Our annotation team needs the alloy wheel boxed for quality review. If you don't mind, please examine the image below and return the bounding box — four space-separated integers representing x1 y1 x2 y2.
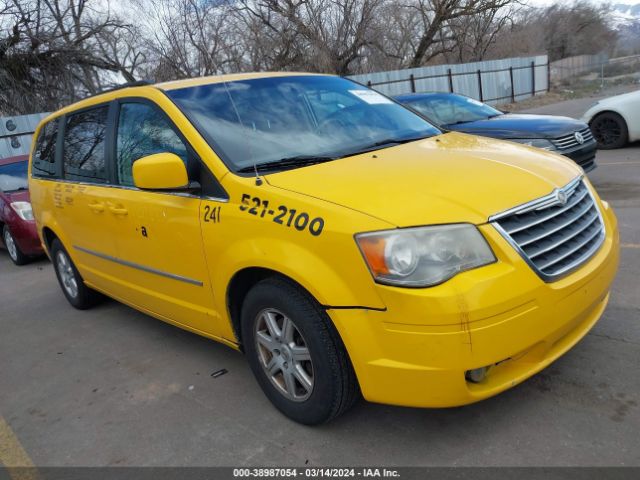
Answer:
592 117 622 147
56 251 79 299
4 229 18 262
254 308 314 402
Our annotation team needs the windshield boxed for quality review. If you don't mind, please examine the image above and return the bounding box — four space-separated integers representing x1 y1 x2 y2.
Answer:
404 94 502 126
167 75 440 172
0 160 28 192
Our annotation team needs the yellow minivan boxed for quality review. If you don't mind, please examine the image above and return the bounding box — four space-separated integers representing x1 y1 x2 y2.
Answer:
29 73 619 424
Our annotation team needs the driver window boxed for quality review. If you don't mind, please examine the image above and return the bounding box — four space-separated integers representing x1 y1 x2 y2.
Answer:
116 102 188 186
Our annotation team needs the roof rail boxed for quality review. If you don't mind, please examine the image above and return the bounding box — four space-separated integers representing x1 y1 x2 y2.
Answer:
84 80 154 100
99 80 154 94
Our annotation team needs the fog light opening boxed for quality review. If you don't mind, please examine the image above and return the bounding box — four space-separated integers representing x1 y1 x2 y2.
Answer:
465 367 488 384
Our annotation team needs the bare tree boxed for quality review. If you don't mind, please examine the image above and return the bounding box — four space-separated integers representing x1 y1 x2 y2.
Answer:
402 0 515 68
448 3 518 62
236 0 385 75
0 0 141 114
486 0 617 61
541 1 616 61
134 0 250 81
2 0 615 116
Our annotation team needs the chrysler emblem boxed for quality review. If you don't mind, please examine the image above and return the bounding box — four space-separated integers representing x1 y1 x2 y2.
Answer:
574 131 585 144
555 189 568 206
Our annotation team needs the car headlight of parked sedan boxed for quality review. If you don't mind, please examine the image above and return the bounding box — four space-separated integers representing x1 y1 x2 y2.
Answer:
509 138 555 150
356 224 496 287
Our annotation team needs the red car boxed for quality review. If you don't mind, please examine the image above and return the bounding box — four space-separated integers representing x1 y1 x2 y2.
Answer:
0 155 44 265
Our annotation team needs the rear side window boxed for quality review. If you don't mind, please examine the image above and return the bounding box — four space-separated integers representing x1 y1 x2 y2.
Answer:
63 106 109 183
32 119 59 178
116 102 188 186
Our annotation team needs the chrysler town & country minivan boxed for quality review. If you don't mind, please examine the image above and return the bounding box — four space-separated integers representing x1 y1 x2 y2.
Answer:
29 73 619 424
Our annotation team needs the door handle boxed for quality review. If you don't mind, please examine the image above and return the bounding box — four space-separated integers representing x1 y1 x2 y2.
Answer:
108 204 128 216
88 202 105 213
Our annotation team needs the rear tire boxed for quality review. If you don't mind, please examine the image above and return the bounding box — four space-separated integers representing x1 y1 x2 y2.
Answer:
50 239 102 309
241 277 360 425
3 226 29 266
590 112 628 149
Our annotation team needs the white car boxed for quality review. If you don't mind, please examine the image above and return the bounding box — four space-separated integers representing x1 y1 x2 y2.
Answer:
581 89 640 149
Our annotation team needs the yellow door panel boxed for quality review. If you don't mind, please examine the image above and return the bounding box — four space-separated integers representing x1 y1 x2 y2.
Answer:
49 183 121 290
105 189 219 334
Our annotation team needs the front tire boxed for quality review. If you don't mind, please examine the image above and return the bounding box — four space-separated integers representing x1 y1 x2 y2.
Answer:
590 112 628 149
241 277 359 425
3 226 29 266
50 239 102 309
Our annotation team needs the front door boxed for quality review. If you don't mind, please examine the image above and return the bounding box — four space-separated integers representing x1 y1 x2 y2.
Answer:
104 100 218 334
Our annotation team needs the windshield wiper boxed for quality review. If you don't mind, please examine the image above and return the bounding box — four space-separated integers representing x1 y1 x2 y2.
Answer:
237 155 337 173
237 135 433 173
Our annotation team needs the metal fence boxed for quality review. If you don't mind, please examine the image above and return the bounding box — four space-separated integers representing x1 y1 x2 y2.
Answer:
550 53 609 81
348 55 549 105
550 54 640 85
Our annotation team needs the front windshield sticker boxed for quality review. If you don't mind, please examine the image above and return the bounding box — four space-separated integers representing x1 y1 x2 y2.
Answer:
348 90 393 105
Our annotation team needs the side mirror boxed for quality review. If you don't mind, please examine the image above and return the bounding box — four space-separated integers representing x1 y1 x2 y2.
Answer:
132 153 189 190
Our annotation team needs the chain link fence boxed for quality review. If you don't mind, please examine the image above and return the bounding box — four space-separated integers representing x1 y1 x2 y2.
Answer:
551 54 640 89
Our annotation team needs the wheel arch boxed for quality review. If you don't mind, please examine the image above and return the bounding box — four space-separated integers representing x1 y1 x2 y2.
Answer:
41 226 59 253
589 109 631 147
37 212 71 259
589 109 630 130
226 267 325 348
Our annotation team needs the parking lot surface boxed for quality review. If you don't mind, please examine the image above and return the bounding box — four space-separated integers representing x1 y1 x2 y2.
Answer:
1 103 639 467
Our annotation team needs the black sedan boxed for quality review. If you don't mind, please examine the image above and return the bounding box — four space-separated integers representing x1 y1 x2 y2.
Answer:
395 92 597 172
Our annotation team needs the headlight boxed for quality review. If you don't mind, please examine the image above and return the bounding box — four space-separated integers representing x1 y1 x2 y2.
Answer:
509 138 555 150
355 224 496 287
10 201 34 221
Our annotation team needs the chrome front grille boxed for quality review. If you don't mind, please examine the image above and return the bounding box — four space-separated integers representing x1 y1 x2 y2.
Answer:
552 127 594 150
491 177 605 281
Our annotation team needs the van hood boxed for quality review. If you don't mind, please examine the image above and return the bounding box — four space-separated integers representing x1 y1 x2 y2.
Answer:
265 132 581 227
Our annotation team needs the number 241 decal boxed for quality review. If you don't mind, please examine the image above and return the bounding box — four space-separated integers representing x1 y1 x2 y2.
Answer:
203 205 221 223
239 194 324 237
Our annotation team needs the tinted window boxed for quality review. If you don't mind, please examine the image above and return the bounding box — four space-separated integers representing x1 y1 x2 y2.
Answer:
404 94 502 126
63 107 109 182
167 76 440 172
0 160 28 192
116 102 188 186
32 119 59 178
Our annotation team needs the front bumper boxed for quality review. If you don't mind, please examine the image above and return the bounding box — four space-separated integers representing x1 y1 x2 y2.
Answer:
560 140 597 172
328 202 619 408
9 219 44 256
